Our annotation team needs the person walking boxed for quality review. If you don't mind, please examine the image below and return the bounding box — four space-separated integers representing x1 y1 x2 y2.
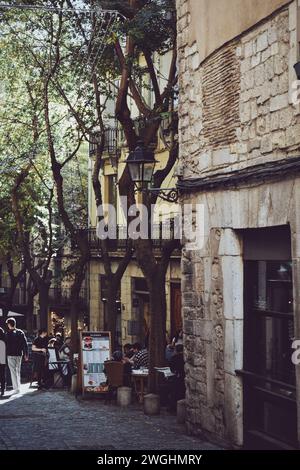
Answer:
6 318 28 395
0 327 6 397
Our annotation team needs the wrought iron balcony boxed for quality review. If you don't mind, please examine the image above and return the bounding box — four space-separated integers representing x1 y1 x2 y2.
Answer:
88 112 176 160
86 226 128 251
133 116 158 146
89 127 119 157
117 117 159 148
0 286 27 306
81 219 181 253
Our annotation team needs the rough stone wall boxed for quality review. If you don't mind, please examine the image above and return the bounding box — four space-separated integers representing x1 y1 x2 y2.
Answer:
182 228 229 443
177 0 300 447
181 175 300 446
202 43 240 149
177 0 300 179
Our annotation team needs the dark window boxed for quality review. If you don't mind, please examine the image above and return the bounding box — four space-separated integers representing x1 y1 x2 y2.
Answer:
244 260 295 386
244 259 297 448
107 175 117 208
133 278 148 293
242 226 297 449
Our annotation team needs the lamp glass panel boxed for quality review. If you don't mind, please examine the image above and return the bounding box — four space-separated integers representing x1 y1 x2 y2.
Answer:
143 162 155 183
128 162 141 182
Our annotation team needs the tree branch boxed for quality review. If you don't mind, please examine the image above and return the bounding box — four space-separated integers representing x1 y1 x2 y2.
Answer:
143 49 162 106
161 46 177 103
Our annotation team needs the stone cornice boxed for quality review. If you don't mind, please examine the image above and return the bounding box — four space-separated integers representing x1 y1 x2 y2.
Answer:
177 155 300 194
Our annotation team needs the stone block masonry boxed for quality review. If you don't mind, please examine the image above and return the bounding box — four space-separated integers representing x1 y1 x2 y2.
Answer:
177 0 300 449
177 1 300 180
202 43 240 149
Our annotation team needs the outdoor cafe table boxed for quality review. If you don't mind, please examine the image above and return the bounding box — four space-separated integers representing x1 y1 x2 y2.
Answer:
131 367 175 403
131 369 149 403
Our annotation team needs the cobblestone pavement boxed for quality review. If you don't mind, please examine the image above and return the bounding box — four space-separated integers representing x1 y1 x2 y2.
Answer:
0 383 219 450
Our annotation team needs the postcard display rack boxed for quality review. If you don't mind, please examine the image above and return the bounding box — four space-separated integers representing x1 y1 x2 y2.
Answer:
80 331 111 396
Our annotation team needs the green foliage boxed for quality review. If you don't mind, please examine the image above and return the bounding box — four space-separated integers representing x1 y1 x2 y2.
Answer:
0 4 90 239
121 0 176 54
0 0 176 264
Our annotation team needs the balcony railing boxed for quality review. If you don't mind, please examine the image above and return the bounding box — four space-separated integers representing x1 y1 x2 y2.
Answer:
89 127 119 157
82 220 181 252
89 115 170 158
116 117 161 149
87 226 128 251
0 287 27 305
133 117 158 146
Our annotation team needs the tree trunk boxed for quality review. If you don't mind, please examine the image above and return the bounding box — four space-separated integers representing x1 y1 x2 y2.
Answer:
7 279 17 309
148 268 167 393
106 280 119 353
70 279 82 354
70 293 79 353
38 283 49 330
26 290 35 334
26 280 38 334
70 262 87 354
134 239 170 393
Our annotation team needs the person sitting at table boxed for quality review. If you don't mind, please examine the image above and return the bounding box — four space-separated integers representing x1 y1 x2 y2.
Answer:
172 329 183 347
32 328 48 390
103 350 131 391
129 342 149 369
113 350 132 386
165 333 175 364
123 343 134 359
48 337 60 352
55 332 63 349
59 337 72 387
168 343 185 411
59 336 71 359
111 350 122 362
46 340 58 388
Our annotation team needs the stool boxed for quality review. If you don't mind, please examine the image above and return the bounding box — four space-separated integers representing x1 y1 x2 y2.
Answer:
143 393 160 415
117 386 132 407
177 399 186 424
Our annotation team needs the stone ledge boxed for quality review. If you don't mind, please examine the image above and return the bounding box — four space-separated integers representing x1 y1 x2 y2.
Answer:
178 154 300 193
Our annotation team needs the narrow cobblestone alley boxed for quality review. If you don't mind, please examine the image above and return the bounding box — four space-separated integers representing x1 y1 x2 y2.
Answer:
0 385 219 450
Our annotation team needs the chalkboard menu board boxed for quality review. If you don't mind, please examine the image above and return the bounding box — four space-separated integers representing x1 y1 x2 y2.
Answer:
80 331 111 395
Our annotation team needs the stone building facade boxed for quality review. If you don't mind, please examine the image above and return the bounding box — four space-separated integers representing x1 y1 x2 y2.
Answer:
177 0 300 449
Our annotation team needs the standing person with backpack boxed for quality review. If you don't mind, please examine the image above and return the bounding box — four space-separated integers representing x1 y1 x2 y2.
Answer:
0 327 6 397
5 317 28 395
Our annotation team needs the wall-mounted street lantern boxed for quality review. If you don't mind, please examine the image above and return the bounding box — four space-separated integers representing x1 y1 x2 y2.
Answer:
126 140 157 186
125 140 179 203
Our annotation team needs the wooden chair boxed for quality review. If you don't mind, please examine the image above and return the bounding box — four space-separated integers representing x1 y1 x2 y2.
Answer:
48 347 69 389
104 361 124 387
104 361 124 402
